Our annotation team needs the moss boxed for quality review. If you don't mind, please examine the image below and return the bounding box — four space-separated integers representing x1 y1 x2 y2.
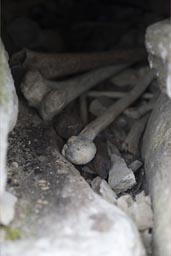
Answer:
0 226 22 241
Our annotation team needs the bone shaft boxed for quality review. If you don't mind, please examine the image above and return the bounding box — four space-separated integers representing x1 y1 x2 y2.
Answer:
49 64 128 106
24 48 146 79
124 113 150 154
63 65 128 105
80 70 155 140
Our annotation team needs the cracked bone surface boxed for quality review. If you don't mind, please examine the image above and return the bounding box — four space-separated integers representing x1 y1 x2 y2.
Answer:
0 38 18 225
146 19 171 98
62 68 155 165
21 64 127 120
11 48 146 79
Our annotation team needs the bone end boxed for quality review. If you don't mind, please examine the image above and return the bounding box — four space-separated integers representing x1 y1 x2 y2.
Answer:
39 89 66 120
0 191 17 226
62 136 97 165
21 70 48 107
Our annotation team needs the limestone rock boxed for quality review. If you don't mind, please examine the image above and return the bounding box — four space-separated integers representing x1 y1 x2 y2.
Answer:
146 19 171 98
108 154 136 194
0 38 18 225
116 192 153 231
1 103 145 256
142 94 171 256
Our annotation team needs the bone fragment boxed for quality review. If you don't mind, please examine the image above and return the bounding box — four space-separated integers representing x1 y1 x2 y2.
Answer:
124 102 154 119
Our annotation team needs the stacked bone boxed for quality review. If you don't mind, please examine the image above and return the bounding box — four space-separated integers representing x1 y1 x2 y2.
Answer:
15 47 155 166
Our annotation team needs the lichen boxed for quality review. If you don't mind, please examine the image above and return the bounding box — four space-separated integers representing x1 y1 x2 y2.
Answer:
0 226 22 240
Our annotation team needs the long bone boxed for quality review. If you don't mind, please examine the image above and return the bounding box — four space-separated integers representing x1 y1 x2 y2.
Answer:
11 48 146 79
21 64 128 120
62 68 155 165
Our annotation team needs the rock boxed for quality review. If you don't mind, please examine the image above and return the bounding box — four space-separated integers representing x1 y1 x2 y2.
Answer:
116 192 153 231
91 177 117 204
99 179 117 204
108 154 136 194
0 191 17 226
2 101 146 256
128 160 143 173
91 176 102 193
146 19 171 98
0 38 18 225
140 230 152 256
142 94 171 256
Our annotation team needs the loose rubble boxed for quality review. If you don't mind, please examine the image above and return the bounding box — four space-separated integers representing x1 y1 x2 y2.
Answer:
108 154 136 193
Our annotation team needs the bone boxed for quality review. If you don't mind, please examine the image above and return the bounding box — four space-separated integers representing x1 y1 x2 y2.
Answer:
87 90 153 99
21 64 128 120
124 101 154 119
88 92 153 118
122 113 150 155
89 98 113 117
79 94 88 125
62 68 155 165
11 48 146 79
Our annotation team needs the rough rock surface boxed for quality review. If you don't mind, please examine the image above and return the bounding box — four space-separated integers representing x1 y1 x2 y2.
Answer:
142 94 171 256
1 101 145 256
108 154 136 194
146 19 171 98
0 38 18 225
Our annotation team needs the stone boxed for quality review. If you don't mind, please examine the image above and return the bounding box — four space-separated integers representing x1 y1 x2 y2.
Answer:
0 38 18 225
140 230 152 256
1 101 146 256
116 192 153 231
146 19 171 98
108 154 136 194
128 160 143 173
142 94 171 256
91 177 117 204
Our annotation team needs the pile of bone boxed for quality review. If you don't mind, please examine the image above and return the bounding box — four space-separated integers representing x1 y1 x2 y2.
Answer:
11 49 157 255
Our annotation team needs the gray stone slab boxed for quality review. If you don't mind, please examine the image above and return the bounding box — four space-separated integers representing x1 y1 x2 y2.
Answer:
1 101 145 256
142 94 171 256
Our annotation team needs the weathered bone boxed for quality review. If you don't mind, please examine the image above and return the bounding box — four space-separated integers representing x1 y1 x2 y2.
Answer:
62 68 155 165
122 113 150 155
87 90 153 99
21 65 128 120
11 48 146 79
124 101 154 119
